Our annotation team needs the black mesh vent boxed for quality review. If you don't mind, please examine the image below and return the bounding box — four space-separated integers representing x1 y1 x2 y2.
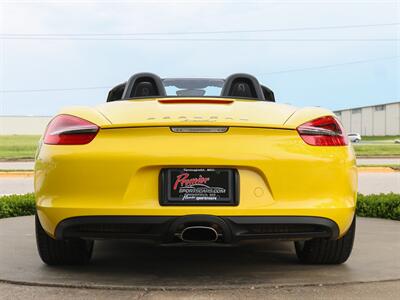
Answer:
245 224 326 234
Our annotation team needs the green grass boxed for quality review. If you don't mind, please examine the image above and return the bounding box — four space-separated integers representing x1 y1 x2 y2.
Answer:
353 144 400 157
361 135 400 142
0 135 40 160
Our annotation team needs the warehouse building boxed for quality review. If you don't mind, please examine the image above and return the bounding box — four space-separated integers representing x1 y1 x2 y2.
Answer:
334 102 400 136
0 115 51 135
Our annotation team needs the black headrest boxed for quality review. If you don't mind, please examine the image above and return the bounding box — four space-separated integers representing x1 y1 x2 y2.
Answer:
106 83 126 102
122 72 166 99
132 81 157 97
221 73 265 100
261 85 275 102
231 82 253 98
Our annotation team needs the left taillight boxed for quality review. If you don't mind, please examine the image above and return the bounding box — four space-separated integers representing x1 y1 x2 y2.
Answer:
297 115 348 146
43 114 99 145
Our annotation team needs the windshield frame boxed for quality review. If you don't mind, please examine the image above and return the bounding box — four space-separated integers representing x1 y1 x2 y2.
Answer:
162 78 225 97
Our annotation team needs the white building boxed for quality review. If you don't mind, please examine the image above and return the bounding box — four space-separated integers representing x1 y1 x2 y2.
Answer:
334 102 400 136
0 116 52 135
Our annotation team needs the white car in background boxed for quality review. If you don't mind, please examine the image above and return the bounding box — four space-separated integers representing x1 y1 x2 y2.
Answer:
348 133 362 143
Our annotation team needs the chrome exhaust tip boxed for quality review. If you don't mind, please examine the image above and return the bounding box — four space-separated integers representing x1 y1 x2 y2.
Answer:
180 226 219 243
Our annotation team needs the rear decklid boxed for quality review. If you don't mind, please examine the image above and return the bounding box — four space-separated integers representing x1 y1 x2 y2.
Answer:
95 98 298 129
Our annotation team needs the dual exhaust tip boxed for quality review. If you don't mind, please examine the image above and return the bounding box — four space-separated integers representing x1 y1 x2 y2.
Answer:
179 226 219 243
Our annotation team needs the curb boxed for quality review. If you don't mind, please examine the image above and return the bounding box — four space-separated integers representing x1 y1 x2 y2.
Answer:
357 167 397 173
0 172 34 177
357 156 400 159
1 277 399 292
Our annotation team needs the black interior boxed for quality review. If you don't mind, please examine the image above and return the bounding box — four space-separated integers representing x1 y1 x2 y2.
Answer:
107 83 125 102
261 85 275 102
121 72 166 100
106 73 274 102
220 73 265 100
132 80 159 97
230 79 257 98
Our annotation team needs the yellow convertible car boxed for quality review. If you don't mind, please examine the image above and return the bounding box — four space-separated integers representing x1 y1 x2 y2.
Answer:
35 73 357 265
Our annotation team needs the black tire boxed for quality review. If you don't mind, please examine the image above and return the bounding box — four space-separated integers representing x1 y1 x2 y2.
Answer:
295 217 355 264
35 214 94 265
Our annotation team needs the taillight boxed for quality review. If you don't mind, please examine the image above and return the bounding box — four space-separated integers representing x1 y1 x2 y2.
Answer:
297 115 348 146
43 114 99 145
158 99 234 104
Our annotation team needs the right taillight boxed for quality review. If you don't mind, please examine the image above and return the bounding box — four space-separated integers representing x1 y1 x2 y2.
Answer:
43 114 99 145
297 115 348 146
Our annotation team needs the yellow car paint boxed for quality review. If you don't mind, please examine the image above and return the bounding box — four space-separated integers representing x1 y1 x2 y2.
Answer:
35 99 357 239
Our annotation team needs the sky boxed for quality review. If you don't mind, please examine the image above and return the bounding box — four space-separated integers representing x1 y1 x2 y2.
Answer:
0 0 399 116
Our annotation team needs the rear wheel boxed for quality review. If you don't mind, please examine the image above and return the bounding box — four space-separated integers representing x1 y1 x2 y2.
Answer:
35 214 94 265
295 217 355 264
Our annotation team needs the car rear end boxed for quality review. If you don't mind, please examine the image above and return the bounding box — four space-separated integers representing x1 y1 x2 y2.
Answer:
35 99 357 248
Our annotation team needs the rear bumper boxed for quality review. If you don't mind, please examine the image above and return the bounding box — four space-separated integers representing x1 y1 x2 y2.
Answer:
53 215 339 243
36 204 355 239
35 126 357 239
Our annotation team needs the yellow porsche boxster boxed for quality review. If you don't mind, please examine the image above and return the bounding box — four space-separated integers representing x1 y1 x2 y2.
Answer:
35 73 357 265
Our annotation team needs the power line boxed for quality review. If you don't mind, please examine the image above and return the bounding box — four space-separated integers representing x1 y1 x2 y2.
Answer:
259 55 400 75
0 86 111 93
1 56 398 94
1 37 398 41
0 1 396 4
2 22 399 37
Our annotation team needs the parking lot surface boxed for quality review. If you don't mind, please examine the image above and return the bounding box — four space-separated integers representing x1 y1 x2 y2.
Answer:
0 216 399 291
0 280 399 299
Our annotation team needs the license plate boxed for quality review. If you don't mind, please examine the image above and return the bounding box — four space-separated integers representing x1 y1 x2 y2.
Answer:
159 168 239 205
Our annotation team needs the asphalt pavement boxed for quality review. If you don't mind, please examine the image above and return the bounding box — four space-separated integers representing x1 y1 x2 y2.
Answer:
0 161 34 170
357 158 400 166
0 176 34 195
358 172 400 194
1 280 399 299
0 216 399 292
